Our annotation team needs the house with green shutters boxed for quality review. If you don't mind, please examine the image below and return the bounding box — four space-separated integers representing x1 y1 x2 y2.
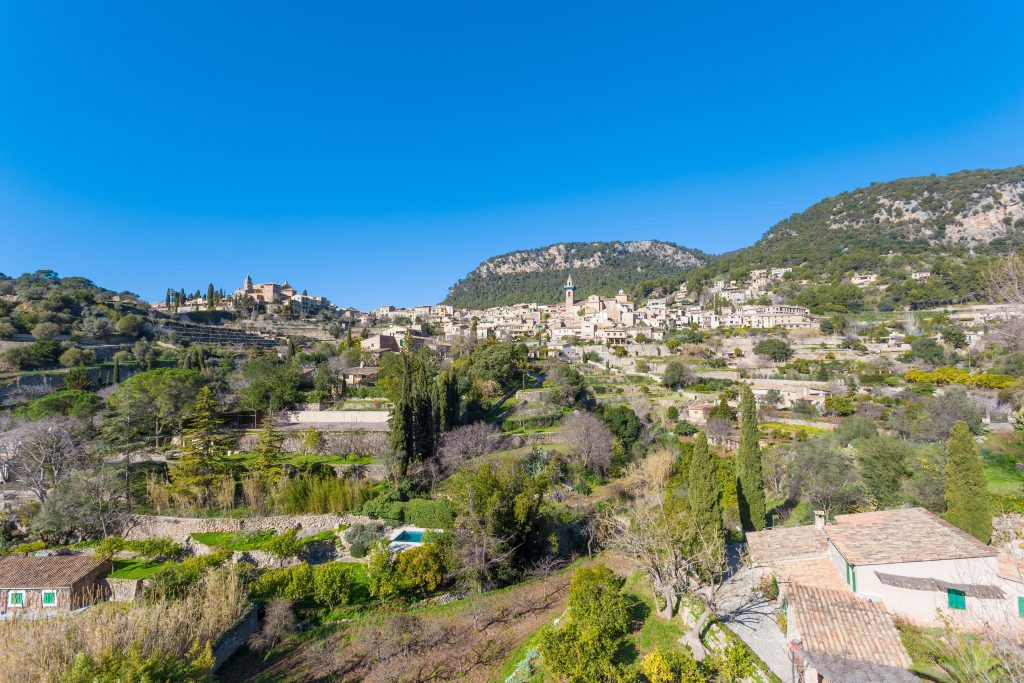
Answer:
748 507 1024 681
0 553 111 616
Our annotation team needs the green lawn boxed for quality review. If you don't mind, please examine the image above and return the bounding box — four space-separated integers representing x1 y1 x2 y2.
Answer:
191 529 338 552
981 433 1024 496
621 571 687 655
191 530 276 551
109 558 170 579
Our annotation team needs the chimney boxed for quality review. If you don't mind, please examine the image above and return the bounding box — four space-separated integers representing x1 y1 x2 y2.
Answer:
814 510 826 529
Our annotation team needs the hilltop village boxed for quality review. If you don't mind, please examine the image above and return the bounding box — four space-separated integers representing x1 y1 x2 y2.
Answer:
0 256 1023 683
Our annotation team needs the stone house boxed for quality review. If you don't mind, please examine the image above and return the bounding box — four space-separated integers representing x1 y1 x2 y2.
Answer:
0 554 112 615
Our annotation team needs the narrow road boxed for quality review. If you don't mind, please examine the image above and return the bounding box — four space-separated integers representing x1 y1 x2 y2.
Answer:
717 556 793 681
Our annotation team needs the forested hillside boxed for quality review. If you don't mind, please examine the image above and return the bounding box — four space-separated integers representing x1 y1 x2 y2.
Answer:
444 240 707 309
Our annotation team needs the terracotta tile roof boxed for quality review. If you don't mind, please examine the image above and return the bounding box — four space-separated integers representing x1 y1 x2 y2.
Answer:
0 554 110 588
746 524 827 565
788 584 912 670
774 557 847 592
828 507 996 565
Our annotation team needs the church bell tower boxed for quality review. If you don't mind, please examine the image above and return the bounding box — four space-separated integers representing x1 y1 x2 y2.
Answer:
564 275 576 309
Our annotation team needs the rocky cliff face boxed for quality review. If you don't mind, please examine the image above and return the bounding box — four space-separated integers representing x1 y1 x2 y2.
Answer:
445 240 706 309
474 240 704 276
762 167 1024 249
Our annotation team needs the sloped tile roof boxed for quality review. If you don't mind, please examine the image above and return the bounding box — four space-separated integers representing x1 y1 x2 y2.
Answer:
788 584 912 670
747 524 828 565
0 554 110 588
774 557 847 592
828 508 996 565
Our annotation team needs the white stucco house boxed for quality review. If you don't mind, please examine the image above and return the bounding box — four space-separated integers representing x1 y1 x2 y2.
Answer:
748 507 1024 682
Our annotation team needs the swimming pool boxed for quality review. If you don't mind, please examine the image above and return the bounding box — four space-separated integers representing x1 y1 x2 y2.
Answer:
392 530 424 543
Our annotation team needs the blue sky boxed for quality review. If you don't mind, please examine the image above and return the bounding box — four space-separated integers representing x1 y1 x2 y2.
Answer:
1 2 1023 309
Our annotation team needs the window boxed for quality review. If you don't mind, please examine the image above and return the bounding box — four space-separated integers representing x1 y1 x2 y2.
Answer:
42 590 56 607
947 588 966 610
844 560 857 592
7 591 24 607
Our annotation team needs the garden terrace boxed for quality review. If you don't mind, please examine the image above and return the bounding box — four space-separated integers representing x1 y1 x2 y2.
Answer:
157 320 280 348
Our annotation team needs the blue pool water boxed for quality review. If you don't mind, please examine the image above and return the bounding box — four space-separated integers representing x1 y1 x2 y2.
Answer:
393 530 424 543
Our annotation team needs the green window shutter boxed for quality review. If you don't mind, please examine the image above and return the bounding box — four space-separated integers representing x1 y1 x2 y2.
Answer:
1018 596 1024 618
42 590 56 606
947 589 966 610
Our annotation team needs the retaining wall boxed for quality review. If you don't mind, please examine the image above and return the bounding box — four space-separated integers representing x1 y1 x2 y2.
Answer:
286 410 389 425
212 604 260 670
123 513 371 544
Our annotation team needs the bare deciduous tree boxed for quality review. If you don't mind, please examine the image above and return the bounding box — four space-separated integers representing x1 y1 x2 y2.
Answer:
249 598 296 656
10 418 86 503
600 448 728 660
438 421 506 475
986 253 1024 352
562 411 614 475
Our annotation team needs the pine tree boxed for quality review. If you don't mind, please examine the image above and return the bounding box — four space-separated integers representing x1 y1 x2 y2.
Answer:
944 421 991 543
171 387 232 496
688 431 724 559
251 417 285 483
736 384 766 532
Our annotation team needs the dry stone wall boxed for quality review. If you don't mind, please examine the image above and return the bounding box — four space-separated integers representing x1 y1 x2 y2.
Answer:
123 513 371 544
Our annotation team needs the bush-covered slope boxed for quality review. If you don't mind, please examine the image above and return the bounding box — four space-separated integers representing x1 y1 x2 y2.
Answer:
709 166 1024 278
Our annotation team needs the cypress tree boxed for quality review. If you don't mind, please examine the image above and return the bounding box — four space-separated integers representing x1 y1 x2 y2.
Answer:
736 384 766 532
389 356 415 476
113 357 121 384
412 365 435 462
944 421 991 543
165 290 171 308
206 283 215 309
688 431 724 557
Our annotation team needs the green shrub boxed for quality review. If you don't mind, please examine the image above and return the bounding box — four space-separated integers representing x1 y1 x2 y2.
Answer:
15 390 102 420
251 564 314 602
264 528 304 561
93 536 126 560
344 523 383 559
146 550 230 600
312 562 354 608
361 492 405 522
401 498 454 529
11 540 48 554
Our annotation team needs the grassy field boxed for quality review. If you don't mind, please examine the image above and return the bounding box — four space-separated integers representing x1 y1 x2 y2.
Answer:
981 432 1024 495
109 558 170 579
190 529 339 552
223 452 376 467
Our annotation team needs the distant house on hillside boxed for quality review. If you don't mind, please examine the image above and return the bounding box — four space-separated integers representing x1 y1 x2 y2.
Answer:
0 554 111 615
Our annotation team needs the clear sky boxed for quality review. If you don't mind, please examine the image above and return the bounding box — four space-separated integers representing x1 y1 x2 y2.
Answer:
2 2 1023 309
